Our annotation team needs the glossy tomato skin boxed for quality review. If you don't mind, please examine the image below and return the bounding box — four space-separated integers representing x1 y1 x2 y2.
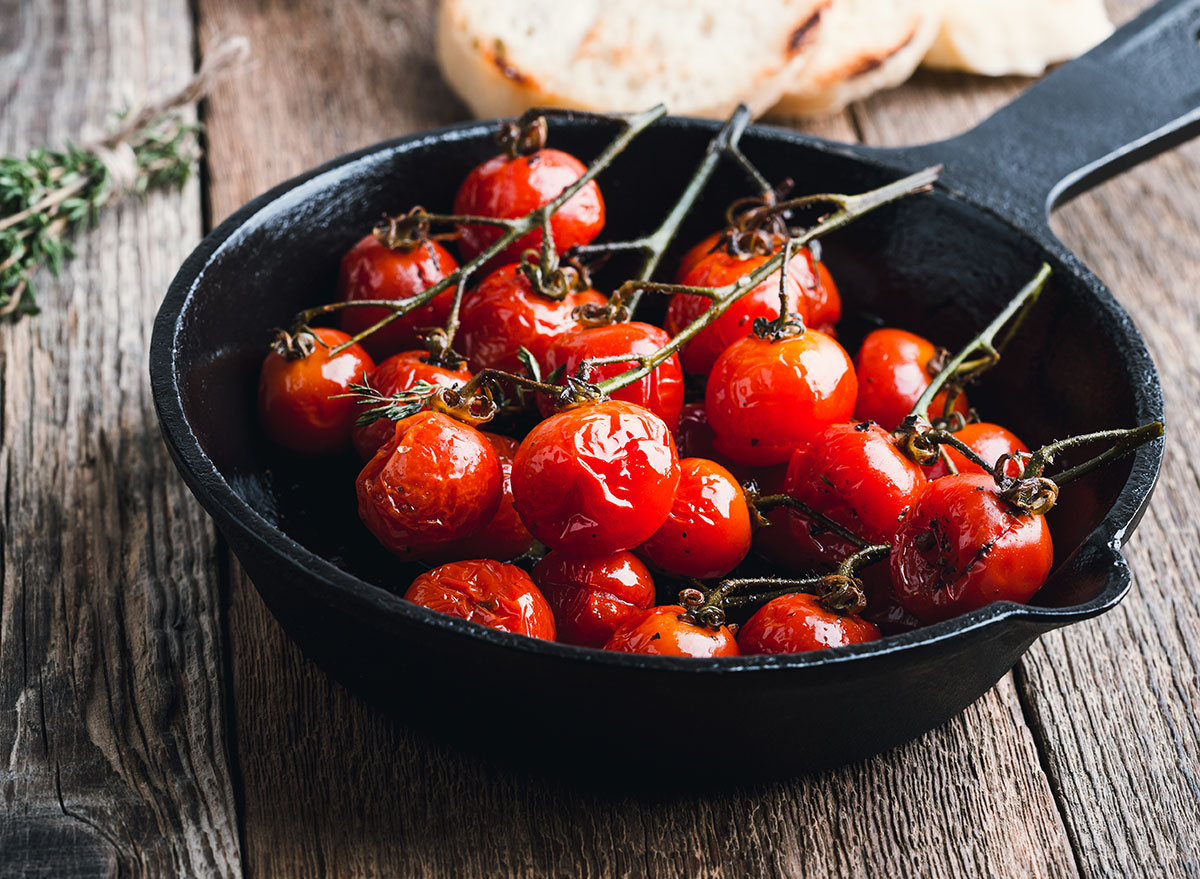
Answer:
674 231 724 282
456 263 606 373
737 593 880 654
337 236 459 360
257 327 375 456
539 322 684 429
760 421 926 570
928 422 1029 480
890 474 1054 624
674 403 719 460
432 433 535 562
604 605 739 657
809 260 842 334
356 412 502 559
854 328 970 431
532 550 656 647
453 148 605 267
639 458 752 579
512 400 680 555
705 331 857 466
666 250 809 375
351 351 472 460
859 564 923 635
405 559 555 640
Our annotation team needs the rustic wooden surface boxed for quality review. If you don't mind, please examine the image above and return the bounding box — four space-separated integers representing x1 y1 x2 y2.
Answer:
3 0 1199 875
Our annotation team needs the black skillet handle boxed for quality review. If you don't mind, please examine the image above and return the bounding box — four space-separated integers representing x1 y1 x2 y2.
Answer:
889 0 1200 230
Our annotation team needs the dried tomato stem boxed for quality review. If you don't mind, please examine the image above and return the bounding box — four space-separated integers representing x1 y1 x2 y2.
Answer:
594 167 941 396
749 493 870 549
1022 422 1164 485
319 105 668 357
720 543 887 614
907 263 1051 424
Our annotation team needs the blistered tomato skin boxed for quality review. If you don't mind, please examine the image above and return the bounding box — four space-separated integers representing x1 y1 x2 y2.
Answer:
666 250 810 375
257 327 375 456
639 458 752 579
351 351 472 460
533 550 656 647
890 474 1054 624
433 433 534 562
737 593 880 654
540 322 684 430
854 328 970 431
356 412 502 559
511 400 681 556
405 559 556 640
456 263 607 373
928 422 1029 480
337 236 458 360
453 148 605 267
604 605 739 657
705 331 857 466
760 421 926 570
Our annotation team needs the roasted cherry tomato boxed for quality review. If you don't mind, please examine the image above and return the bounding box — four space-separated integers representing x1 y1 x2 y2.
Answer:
639 458 752 579
674 403 719 461
257 327 375 456
809 259 842 334
737 592 880 654
512 400 680 555
604 605 739 657
854 328 970 431
665 248 812 375
674 231 724 282
539 321 684 429
433 432 535 562
859 564 923 635
454 148 605 267
456 263 606 373
351 350 472 460
928 422 1029 480
705 331 857 466
890 473 1053 623
759 421 926 570
356 412 502 558
337 235 459 360
532 550 656 647
405 559 555 640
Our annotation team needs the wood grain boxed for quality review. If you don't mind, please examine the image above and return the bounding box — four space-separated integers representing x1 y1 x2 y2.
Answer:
196 1 1079 876
0 0 241 875
857 1 1200 875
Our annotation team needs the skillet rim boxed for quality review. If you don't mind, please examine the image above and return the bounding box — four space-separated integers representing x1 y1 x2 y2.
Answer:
149 113 1166 675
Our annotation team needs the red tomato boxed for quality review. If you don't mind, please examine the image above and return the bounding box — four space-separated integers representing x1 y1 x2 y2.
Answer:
432 433 535 562
532 550 656 647
890 474 1054 623
854 328 970 431
351 350 472 461
674 231 724 282
665 249 810 375
356 412 502 558
859 564 923 635
760 421 926 570
511 400 680 555
928 422 1030 480
639 458 752 579
674 403 718 461
456 263 607 373
337 235 458 360
454 148 605 267
604 605 739 657
405 559 555 640
737 593 880 654
257 327 375 456
539 322 684 429
705 331 857 466
809 259 842 334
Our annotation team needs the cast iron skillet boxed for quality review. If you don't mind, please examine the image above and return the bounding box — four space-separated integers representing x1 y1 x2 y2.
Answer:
151 1 1196 777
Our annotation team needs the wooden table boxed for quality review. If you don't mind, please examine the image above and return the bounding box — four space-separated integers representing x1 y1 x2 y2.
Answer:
3 0 1198 875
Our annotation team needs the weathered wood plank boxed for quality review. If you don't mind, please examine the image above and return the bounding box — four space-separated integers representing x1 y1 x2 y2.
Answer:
0 1 241 876
197 1 1078 876
858 1 1200 875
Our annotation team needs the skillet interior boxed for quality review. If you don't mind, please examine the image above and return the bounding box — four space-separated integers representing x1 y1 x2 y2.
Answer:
153 116 1162 775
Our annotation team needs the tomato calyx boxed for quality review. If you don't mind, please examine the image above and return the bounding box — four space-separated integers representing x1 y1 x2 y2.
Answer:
270 327 318 361
495 114 548 159
372 207 447 253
